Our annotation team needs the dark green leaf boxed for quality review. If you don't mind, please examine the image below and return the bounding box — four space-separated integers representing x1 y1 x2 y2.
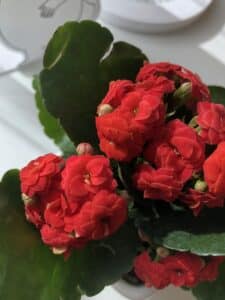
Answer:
141 208 225 256
209 86 225 105
192 262 225 300
40 20 147 146
0 170 81 300
33 76 75 157
72 222 140 296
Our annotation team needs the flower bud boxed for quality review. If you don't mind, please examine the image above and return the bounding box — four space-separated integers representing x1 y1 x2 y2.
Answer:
22 193 35 206
76 143 94 155
138 229 151 243
97 104 113 116
194 180 207 192
156 247 170 258
52 247 67 255
173 82 192 105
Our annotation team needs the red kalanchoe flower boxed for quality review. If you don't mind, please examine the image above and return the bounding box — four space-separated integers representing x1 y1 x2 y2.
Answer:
134 252 170 289
20 153 63 197
199 257 224 282
197 102 225 144
182 189 224 216
73 190 127 240
133 164 183 202
203 142 225 197
136 62 210 108
145 119 205 182
101 80 134 108
96 111 144 161
40 224 87 254
118 91 165 138
161 253 204 288
135 75 175 97
62 155 117 203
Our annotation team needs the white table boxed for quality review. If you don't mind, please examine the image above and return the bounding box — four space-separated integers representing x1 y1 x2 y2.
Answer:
1 1 225 298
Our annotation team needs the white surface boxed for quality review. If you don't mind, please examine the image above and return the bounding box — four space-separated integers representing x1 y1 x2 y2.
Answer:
0 0 100 74
101 0 213 33
1 0 225 299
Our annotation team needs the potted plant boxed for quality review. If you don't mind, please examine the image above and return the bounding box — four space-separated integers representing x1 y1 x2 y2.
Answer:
1 21 225 300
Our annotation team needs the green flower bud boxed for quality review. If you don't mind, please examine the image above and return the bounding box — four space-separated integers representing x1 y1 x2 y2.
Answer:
97 104 113 116
194 180 207 192
173 82 192 105
22 193 35 206
156 247 170 258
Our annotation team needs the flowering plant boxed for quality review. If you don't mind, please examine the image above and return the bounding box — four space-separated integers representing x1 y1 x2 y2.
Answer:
1 21 225 300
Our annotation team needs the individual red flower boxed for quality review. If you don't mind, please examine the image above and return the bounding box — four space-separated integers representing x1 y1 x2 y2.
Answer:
134 252 170 289
135 75 175 97
182 189 224 216
62 155 117 203
96 111 144 161
197 102 225 144
145 119 205 182
136 62 210 107
133 164 183 202
20 153 63 197
101 80 134 108
199 257 224 282
73 190 127 240
40 224 86 253
161 253 204 288
118 91 165 138
203 142 225 197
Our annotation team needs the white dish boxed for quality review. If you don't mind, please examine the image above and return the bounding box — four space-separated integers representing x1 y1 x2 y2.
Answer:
101 0 213 33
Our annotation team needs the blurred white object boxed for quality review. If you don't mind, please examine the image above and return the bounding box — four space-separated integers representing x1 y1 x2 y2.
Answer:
101 0 213 33
0 0 100 75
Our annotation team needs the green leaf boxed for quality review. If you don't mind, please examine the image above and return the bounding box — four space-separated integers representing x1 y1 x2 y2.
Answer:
40 20 147 146
141 208 225 256
192 262 225 300
72 222 139 296
0 170 81 300
33 75 75 157
209 86 225 105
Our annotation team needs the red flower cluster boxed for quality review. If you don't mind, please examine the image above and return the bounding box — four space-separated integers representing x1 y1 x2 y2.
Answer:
134 251 224 289
96 61 225 214
96 62 209 163
20 153 127 255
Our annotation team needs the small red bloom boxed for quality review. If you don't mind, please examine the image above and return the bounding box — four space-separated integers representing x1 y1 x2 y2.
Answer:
73 190 127 240
161 253 204 288
145 119 205 182
118 91 165 139
136 62 210 108
20 154 63 197
40 224 86 253
182 189 224 216
134 252 170 289
101 80 134 108
62 155 117 203
135 75 175 97
197 102 225 144
96 111 144 161
203 142 225 197
133 164 183 202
